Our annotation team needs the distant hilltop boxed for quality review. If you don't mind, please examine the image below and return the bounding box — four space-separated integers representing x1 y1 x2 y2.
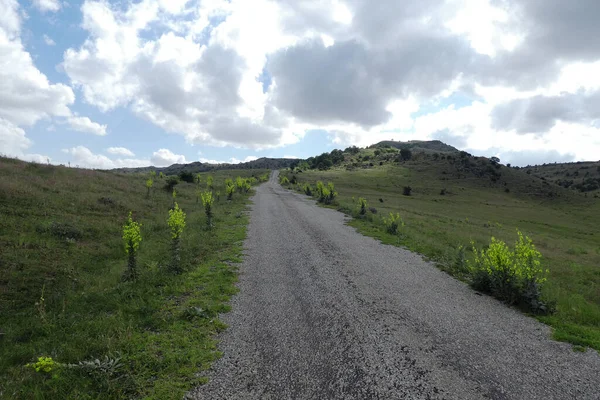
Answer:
370 140 460 154
114 157 298 174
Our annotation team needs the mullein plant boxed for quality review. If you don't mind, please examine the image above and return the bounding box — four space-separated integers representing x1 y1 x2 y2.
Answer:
167 203 186 273
122 212 142 281
226 183 235 200
206 175 214 190
145 178 153 198
200 191 215 227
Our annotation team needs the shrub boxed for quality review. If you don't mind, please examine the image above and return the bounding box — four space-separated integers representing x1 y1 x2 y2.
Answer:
358 197 368 215
468 231 551 313
167 203 186 273
164 176 178 192
400 148 412 161
200 191 214 227
122 211 142 281
235 176 245 192
403 186 412 196
290 175 298 184
383 212 404 235
178 171 194 183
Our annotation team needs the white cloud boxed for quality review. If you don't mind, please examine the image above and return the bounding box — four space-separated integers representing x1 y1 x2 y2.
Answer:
199 155 259 164
283 155 299 159
0 117 52 162
62 146 149 169
106 146 135 157
43 34 55 46
67 116 107 135
0 0 73 127
151 148 186 166
32 0 61 13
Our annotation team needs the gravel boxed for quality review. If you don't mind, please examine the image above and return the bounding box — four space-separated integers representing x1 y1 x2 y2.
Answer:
187 171 600 400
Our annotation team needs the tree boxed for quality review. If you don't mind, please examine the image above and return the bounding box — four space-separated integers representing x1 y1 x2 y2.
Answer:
490 156 500 164
400 148 412 161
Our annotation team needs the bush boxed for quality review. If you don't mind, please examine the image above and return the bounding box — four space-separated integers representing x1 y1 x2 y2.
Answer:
383 212 404 235
468 231 551 314
164 176 179 192
403 186 412 196
178 171 195 183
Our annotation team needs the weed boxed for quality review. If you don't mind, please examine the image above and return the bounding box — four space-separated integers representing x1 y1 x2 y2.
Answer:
145 178 153 198
469 231 551 314
122 212 142 281
167 203 186 273
200 191 215 227
358 197 368 215
383 212 404 235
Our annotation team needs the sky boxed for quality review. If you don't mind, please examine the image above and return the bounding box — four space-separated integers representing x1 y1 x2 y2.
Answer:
1 0 600 168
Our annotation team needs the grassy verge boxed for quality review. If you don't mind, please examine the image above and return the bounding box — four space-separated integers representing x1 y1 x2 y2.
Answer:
282 163 600 351
0 157 267 399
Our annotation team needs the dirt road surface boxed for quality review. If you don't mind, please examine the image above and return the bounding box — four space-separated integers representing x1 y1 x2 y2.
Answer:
188 171 600 399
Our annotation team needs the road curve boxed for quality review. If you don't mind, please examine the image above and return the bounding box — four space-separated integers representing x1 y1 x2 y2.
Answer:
188 171 600 400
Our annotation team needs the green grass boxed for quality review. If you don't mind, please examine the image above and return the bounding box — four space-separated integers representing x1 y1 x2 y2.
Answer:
0 157 268 399
283 154 600 351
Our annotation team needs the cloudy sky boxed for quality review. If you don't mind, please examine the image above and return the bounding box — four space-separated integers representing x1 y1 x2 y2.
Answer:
1 0 599 168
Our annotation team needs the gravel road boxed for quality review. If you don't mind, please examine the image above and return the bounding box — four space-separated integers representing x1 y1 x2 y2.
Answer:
188 171 600 400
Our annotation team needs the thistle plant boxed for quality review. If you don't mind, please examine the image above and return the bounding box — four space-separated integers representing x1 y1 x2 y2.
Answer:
226 183 235 200
206 175 214 190
358 197 368 215
167 203 186 273
122 211 142 281
200 191 215 227
145 178 153 198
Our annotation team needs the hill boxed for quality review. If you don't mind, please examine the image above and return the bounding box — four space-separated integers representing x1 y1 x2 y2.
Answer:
0 156 269 398
370 139 460 154
524 161 600 195
281 144 600 351
115 157 297 175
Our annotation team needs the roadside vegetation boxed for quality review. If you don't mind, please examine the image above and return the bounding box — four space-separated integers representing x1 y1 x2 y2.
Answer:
0 156 269 399
281 143 600 351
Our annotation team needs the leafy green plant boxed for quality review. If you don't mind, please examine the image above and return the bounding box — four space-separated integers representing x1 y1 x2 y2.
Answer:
315 181 337 204
122 211 142 281
167 203 186 273
159 171 164 179
200 191 215 227
145 178 153 198
150 170 157 180
226 183 235 200
469 231 551 313
206 175 214 190
280 176 290 185
358 197 368 215
235 176 245 192
303 183 312 196
164 176 178 192
26 356 60 374
196 173 202 185
383 212 404 235
243 181 251 193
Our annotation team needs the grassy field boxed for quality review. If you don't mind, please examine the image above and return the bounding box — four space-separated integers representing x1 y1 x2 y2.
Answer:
0 157 268 399
282 150 600 351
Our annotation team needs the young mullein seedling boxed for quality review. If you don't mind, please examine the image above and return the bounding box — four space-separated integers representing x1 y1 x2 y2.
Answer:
200 191 215 227
226 183 235 200
145 178 153 198
122 211 142 281
167 203 186 273
206 175 214 190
